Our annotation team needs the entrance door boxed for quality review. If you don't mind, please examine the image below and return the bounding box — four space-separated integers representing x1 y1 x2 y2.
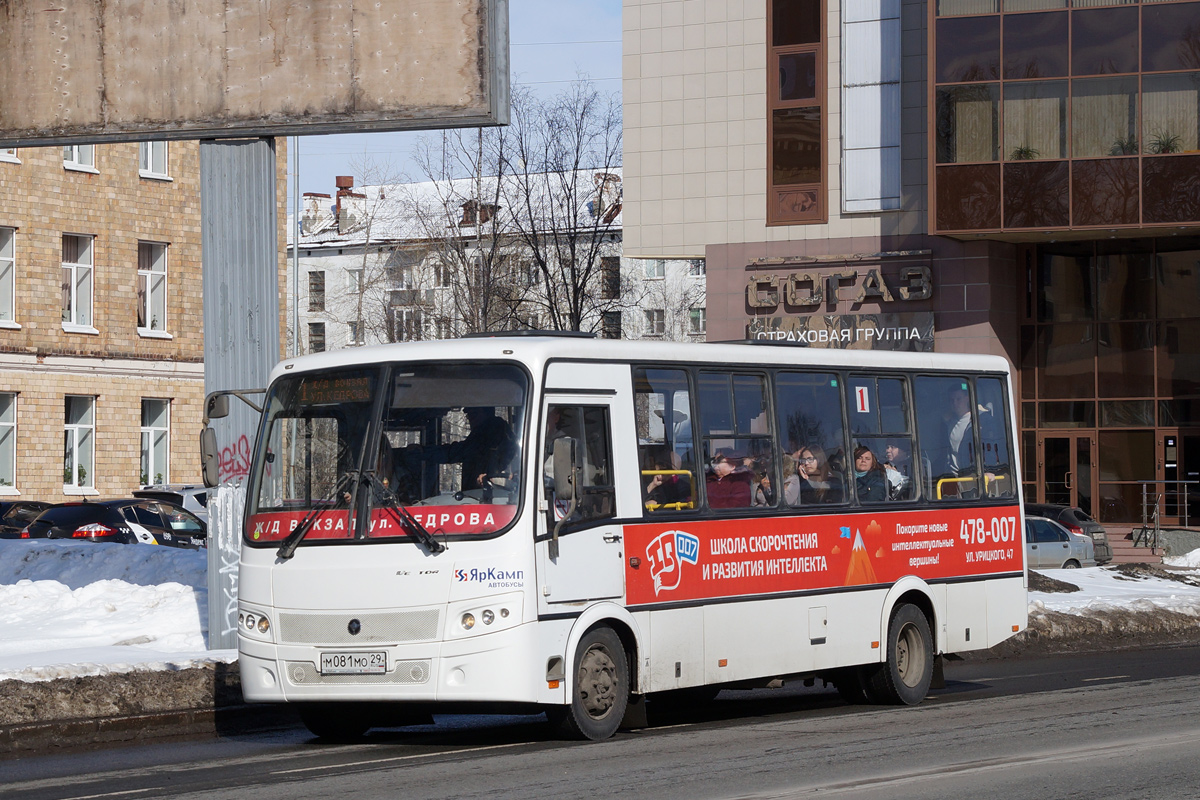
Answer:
1040 434 1095 515
1161 433 1200 526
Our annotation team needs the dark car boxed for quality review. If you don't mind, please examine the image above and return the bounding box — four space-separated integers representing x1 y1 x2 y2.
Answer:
1024 502 1111 564
0 500 54 538
21 500 207 549
133 485 209 523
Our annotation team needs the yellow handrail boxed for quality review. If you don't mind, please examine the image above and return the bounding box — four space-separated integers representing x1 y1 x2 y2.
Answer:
642 469 696 510
935 476 976 500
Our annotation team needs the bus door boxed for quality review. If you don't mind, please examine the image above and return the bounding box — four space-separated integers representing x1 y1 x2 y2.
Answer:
536 372 635 605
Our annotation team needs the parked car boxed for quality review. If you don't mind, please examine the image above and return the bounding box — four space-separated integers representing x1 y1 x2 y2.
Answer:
0 500 53 538
1025 502 1111 564
1025 515 1096 569
21 500 207 549
133 485 210 523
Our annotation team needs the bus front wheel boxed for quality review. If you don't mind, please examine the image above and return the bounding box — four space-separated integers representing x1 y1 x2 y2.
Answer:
865 603 934 706
550 626 629 741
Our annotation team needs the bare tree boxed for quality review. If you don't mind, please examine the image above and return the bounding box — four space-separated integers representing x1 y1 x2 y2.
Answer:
501 79 624 332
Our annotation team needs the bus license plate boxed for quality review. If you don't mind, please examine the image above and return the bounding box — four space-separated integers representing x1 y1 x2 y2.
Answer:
320 651 387 675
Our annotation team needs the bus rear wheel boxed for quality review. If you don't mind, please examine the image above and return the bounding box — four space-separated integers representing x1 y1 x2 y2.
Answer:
865 603 934 706
299 703 371 741
550 626 629 741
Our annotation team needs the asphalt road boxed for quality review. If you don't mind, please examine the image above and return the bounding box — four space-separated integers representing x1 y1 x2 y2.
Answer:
5 646 1200 800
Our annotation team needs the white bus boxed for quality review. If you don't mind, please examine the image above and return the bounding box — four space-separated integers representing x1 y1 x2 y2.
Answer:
209 333 1026 741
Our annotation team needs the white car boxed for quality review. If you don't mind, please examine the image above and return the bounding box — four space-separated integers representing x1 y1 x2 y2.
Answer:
133 485 210 524
1025 515 1096 569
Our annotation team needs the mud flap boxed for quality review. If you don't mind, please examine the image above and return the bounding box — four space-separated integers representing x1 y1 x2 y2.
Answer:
930 654 945 690
620 693 648 729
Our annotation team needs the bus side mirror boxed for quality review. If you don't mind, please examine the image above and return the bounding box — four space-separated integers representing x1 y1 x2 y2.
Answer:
205 393 230 421
200 428 220 488
552 437 576 501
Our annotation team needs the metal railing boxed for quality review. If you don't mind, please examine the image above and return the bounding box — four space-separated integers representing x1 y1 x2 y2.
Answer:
1133 481 1200 547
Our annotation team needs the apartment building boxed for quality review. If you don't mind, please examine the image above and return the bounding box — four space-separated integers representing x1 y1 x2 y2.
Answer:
1 142 204 501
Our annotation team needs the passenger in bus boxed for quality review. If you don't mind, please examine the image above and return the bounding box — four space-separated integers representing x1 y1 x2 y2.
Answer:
946 387 975 475
753 468 775 507
853 445 888 503
883 438 912 499
794 445 843 504
706 450 753 508
781 453 801 505
645 450 691 510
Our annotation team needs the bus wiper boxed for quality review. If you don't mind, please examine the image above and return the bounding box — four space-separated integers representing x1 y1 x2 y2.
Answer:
363 473 446 554
276 471 355 560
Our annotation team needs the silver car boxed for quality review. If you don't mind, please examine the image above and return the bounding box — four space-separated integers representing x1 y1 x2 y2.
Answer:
1025 515 1096 569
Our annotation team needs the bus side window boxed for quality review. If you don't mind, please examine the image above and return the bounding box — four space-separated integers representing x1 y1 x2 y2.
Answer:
976 377 1015 498
545 404 617 526
634 368 698 514
775 371 848 507
914 375 981 501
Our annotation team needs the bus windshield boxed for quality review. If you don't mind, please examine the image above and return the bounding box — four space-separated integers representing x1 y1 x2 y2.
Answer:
247 363 527 545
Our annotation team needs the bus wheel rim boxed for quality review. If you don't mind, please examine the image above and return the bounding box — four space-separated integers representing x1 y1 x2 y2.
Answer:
896 622 924 688
578 644 618 718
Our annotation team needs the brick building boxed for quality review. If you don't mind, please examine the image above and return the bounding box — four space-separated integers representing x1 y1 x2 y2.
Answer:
0 141 287 502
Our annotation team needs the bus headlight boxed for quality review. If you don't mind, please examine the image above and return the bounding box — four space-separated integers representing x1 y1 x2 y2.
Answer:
461 613 476 630
238 606 274 642
482 609 495 625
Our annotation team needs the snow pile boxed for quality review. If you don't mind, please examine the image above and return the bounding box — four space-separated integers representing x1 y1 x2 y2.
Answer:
0 540 234 683
3 540 1200 685
1165 548 1200 569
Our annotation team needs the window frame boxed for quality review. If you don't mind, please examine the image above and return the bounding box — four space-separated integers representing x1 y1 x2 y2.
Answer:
0 147 18 164
137 240 170 337
140 398 170 486
138 141 170 180
0 392 16 493
0 227 16 327
767 0 828 225
308 270 326 312
308 321 326 353
63 144 97 173
63 395 97 493
61 234 97 334
644 309 666 337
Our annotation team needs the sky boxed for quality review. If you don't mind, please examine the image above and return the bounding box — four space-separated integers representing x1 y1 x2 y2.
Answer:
289 0 623 211
3 538 1200 684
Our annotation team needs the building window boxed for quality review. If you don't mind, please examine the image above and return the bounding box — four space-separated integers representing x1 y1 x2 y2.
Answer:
64 396 95 489
308 322 326 353
395 309 424 341
348 321 364 346
138 142 169 179
690 307 707 335
347 268 363 293
308 271 325 312
63 144 96 171
0 227 14 323
0 392 14 489
140 399 169 486
436 260 453 288
0 147 17 163
436 317 453 339
688 259 707 277
602 311 622 340
644 259 665 279
644 309 666 337
601 256 621 299
768 0 826 224
137 241 168 333
61 234 95 330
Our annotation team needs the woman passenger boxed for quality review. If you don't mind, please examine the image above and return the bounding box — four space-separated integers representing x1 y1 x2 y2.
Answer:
853 445 888 503
795 444 843 504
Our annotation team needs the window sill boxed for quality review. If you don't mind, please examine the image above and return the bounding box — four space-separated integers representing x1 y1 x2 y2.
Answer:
139 171 173 182
137 327 173 339
0 486 18 496
0 320 21 330
0 155 19 165
62 323 99 335
64 164 100 175
63 486 99 496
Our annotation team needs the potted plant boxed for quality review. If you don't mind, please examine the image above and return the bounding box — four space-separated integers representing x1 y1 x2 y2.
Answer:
1147 130 1181 154
1110 135 1138 155
1010 144 1040 160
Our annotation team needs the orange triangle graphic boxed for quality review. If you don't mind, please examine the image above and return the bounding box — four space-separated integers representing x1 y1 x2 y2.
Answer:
844 531 878 586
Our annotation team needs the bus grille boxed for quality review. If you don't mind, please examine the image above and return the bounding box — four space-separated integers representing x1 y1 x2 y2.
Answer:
277 609 441 644
285 660 432 686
